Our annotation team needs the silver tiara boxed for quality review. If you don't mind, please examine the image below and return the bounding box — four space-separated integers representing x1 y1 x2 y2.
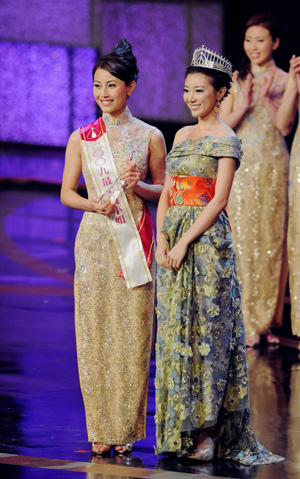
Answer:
191 45 232 77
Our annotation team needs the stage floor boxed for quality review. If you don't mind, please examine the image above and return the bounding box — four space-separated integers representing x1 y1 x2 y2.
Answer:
0 183 299 479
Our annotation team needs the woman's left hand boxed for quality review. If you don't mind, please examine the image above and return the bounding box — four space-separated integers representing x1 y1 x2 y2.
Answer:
289 55 300 94
122 157 141 189
259 66 276 101
167 239 189 271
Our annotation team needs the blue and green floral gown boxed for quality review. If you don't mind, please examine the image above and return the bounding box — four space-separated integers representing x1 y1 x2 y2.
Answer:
155 136 284 465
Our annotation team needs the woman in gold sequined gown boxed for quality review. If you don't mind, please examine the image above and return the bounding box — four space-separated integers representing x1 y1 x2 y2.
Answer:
61 39 166 455
277 55 300 336
221 14 289 347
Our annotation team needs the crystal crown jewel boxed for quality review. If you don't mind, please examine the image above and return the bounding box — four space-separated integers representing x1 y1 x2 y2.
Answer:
191 45 232 77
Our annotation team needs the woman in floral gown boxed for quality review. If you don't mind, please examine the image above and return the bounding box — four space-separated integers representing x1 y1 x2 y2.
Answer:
154 45 284 465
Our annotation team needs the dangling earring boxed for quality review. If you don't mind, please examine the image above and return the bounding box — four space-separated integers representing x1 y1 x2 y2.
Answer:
214 98 221 114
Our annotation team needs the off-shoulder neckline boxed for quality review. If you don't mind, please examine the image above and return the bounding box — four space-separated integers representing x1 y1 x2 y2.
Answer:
173 135 239 148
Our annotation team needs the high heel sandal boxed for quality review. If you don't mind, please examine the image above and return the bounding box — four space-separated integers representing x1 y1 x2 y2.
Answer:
266 329 280 345
188 436 215 461
188 426 223 462
114 444 133 454
92 443 111 455
245 333 260 348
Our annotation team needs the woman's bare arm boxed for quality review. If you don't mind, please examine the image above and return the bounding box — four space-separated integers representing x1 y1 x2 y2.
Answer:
276 56 300 136
125 129 167 202
60 130 115 216
155 176 172 269
220 73 253 129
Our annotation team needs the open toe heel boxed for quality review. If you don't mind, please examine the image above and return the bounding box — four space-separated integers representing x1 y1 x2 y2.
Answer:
92 443 111 455
114 444 133 455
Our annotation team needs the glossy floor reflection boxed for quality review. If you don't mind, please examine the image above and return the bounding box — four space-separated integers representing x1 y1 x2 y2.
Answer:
0 183 300 479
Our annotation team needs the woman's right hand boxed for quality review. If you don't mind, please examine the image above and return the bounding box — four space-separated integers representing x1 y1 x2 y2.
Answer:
90 196 116 216
259 66 276 103
241 73 253 109
155 237 172 270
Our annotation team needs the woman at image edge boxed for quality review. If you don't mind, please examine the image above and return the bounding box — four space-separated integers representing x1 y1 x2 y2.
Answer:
276 54 300 337
61 39 166 455
220 13 289 348
154 45 284 465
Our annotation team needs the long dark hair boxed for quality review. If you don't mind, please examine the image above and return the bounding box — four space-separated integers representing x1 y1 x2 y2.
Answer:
237 13 281 80
185 66 231 101
93 38 139 85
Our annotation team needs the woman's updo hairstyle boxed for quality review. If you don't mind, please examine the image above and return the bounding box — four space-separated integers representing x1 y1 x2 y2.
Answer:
185 66 231 101
93 38 139 85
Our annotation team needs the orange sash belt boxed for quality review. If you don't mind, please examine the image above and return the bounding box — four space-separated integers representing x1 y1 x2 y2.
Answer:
170 175 216 206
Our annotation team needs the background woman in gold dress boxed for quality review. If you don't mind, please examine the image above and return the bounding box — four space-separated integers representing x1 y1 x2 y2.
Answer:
277 54 300 337
61 39 166 455
221 13 289 347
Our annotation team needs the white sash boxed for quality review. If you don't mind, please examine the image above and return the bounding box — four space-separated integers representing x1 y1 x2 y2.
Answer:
80 117 152 288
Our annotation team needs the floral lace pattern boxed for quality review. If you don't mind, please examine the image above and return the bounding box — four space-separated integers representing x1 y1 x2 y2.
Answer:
155 136 284 465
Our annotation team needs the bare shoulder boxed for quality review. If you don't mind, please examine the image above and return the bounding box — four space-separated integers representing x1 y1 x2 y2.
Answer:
217 118 236 138
173 125 194 146
150 127 166 146
66 129 81 152
149 128 167 156
232 70 239 82
275 66 288 77
69 129 81 144
274 66 289 86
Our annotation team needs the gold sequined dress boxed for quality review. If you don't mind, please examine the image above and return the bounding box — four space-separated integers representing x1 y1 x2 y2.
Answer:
227 66 289 335
288 97 300 336
74 107 155 444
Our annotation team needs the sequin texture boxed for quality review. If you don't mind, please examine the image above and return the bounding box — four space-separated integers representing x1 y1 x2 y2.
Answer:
227 67 289 335
288 98 300 336
74 107 156 444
